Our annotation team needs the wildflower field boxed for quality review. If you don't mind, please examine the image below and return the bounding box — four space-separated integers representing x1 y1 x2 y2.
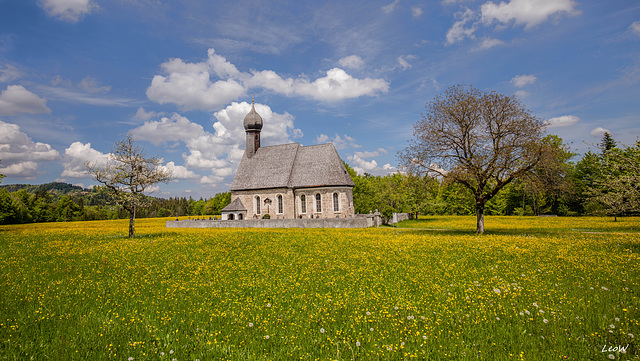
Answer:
0 216 638 360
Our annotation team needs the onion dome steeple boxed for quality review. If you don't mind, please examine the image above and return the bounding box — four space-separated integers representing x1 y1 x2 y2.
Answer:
243 100 262 158
243 100 263 131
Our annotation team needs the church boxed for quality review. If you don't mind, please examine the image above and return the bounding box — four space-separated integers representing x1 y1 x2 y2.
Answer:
221 102 355 220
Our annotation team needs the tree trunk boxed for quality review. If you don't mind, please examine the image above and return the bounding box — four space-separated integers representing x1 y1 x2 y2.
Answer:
129 206 136 238
476 200 485 234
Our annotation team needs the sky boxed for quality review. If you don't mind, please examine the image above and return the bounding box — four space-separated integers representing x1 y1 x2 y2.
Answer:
0 0 639 199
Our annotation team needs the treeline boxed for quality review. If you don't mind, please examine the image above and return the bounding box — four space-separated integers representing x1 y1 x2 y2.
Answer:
348 134 640 220
0 183 230 225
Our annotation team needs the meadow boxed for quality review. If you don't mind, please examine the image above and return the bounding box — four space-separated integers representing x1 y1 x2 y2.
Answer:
0 216 638 360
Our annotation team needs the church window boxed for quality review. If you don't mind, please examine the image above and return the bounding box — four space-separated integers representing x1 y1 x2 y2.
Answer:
333 192 339 212
256 196 261 214
277 195 283 214
300 194 306 213
315 193 322 213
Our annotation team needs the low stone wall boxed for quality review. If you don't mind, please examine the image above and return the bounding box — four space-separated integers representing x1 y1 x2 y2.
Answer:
166 217 372 229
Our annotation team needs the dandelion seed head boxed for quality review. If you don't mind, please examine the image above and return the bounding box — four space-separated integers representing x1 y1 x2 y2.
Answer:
543 319 549 323
608 354 615 360
356 341 361 347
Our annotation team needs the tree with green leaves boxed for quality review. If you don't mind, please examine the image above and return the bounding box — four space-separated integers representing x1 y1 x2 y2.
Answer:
588 140 640 221
86 136 172 237
400 84 546 233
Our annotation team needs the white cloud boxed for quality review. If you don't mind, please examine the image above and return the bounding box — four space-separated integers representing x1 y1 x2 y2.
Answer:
631 21 640 36
511 74 537 87
446 8 477 45
397 56 412 70
480 0 579 30
0 120 60 177
147 49 389 110
545 115 579 129
381 0 400 14
347 151 396 176
39 0 96 22
78 76 110 93
338 55 365 69
293 68 389 101
514 90 529 98
161 161 199 180
60 141 109 178
130 113 205 146
0 64 21 83
473 37 505 51
412 6 423 17
0 85 51 116
134 107 159 121
590 127 610 137
316 134 330 144
316 133 360 150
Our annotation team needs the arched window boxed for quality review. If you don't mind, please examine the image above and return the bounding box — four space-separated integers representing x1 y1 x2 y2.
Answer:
300 194 306 214
256 196 261 215
238 213 243 220
315 193 322 213
277 194 283 214
228 214 234 220
333 192 339 212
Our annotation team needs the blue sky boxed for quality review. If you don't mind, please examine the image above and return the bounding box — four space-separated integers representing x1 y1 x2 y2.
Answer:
1 0 639 199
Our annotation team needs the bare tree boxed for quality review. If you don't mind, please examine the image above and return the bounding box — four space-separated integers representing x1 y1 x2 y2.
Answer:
86 136 172 237
400 85 546 233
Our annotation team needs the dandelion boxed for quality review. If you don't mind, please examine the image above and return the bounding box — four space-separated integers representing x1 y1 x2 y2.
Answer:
615 317 620 322
366 311 371 316
493 288 501 294
248 322 253 327
525 310 531 315
519 312 524 316
496 317 500 321
539 310 544 314
610 324 615 329
370 328 374 332
128 358 134 361
394 306 398 310
423 335 427 340
602 286 609 291
320 328 325 333
543 319 549 323
533 302 539 308
629 333 634 339
356 341 361 347
169 350 174 355
267 303 271 308
265 335 270 339
160 352 165 356
608 354 615 360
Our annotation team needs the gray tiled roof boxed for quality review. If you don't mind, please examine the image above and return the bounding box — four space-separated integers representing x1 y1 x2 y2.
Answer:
230 143 355 191
221 197 247 212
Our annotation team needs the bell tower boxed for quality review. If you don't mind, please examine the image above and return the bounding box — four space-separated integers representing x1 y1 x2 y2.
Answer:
243 100 263 158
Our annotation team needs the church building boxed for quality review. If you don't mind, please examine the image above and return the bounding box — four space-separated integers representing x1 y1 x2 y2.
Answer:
221 102 355 220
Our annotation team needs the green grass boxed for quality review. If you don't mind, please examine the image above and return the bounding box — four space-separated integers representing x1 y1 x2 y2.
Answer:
0 216 639 360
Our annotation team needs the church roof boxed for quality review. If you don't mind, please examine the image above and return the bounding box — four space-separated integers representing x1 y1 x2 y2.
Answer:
230 142 355 191
221 197 247 212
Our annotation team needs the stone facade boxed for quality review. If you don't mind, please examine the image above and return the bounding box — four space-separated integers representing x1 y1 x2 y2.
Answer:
233 186 354 220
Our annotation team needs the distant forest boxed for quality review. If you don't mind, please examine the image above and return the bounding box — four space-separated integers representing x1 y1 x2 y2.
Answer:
0 182 230 225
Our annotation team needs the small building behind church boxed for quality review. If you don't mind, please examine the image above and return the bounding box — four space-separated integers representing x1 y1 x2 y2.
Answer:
224 102 355 220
